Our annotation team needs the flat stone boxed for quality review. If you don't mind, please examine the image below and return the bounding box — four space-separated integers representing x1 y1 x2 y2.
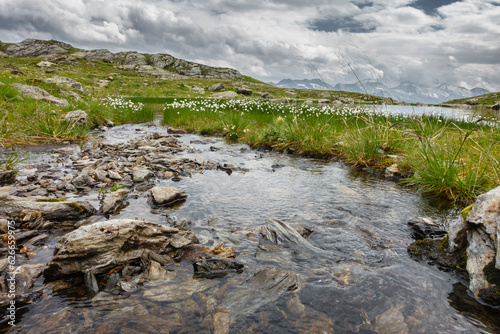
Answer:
13 84 69 106
150 186 187 206
133 167 154 182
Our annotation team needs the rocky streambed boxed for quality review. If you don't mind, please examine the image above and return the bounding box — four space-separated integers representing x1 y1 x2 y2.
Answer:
1 121 500 333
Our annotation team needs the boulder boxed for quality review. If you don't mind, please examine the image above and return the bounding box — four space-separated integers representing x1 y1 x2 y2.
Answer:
492 102 500 111
5 39 71 58
13 84 69 106
208 83 225 92
465 98 479 105
237 88 252 96
261 92 274 99
318 99 331 104
64 110 88 125
150 186 187 206
0 194 95 221
43 218 197 277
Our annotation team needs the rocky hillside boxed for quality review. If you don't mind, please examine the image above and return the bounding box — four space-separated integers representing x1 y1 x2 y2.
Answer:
0 39 241 80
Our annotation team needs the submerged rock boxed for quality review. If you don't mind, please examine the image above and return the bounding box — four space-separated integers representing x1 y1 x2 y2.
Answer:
44 218 197 277
193 257 244 278
220 267 298 321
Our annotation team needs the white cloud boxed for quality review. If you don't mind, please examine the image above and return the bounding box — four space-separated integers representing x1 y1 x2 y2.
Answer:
0 0 499 91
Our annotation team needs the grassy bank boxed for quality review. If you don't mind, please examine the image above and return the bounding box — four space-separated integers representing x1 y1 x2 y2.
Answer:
163 98 500 202
0 73 155 145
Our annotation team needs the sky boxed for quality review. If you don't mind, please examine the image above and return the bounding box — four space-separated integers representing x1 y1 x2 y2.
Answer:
1 0 500 91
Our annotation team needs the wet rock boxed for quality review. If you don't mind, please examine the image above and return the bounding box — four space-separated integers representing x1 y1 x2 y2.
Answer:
100 188 129 214
0 194 95 221
373 306 409 334
84 271 99 298
133 167 154 182
44 218 197 277
13 83 69 106
467 229 496 298
0 219 8 234
213 311 231 334
150 186 187 206
220 267 298 321
176 243 236 262
0 170 16 185
259 217 321 253
143 260 171 280
64 109 88 125
293 223 315 239
71 169 95 187
407 217 447 240
143 278 219 302
193 257 244 278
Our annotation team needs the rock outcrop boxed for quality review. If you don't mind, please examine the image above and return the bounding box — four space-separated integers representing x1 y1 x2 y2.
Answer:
4 39 71 58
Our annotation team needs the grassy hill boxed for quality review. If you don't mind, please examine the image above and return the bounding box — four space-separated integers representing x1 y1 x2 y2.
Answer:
443 91 500 108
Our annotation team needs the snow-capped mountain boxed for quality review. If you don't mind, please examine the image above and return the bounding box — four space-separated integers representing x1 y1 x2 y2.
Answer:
271 79 489 104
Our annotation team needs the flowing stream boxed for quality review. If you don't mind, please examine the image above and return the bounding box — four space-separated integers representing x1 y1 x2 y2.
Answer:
4 116 500 333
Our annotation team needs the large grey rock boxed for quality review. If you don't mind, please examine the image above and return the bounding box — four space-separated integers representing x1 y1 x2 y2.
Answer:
36 61 55 68
46 76 85 93
73 49 115 62
0 194 95 221
237 88 252 96
208 83 225 91
150 186 187 206
447 186 500 301
13 84 69 106
44 218 197 277
5 39 71 57
220 267 297 321
492 102 500 111
64 110 88 125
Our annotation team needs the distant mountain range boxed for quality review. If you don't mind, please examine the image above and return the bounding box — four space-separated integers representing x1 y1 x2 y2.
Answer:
271 79 489 104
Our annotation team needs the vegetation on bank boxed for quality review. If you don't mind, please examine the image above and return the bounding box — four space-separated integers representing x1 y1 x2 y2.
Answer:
1 47 499 202
163 98 500 202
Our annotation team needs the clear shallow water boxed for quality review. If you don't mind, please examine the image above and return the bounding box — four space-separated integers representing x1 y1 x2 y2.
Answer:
5 122 500 333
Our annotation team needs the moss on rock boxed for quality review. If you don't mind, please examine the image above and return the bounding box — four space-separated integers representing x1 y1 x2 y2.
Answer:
407 235 467 274
36 198 66 202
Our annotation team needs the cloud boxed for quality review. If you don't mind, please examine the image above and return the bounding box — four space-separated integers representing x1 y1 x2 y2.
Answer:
0 0 499 91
